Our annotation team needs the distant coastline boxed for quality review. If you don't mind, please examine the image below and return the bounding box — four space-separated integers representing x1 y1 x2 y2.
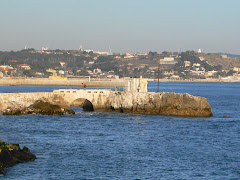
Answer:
0 78 125 87
149 78 239 83
0 77 239 87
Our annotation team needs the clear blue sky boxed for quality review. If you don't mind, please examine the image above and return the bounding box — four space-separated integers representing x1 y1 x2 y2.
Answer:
0 0 239 54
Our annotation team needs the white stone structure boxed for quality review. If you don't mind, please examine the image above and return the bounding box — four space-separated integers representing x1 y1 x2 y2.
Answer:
124 78 148 92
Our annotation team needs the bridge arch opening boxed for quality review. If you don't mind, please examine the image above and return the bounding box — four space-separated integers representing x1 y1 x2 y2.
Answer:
70 98 94 112
82 99 94 111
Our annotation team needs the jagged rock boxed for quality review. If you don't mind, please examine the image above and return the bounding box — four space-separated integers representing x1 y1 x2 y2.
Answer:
27 100 65 115
0 140 36 175
65 109 75 115
3 100 75 116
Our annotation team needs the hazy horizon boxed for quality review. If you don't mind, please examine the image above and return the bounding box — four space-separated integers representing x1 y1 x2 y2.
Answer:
1 0 239 54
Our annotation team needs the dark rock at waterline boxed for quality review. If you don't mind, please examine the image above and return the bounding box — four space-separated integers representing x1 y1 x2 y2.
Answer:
65 109 75 115
3 100 75 116
27 100 65 115
0 140 36 175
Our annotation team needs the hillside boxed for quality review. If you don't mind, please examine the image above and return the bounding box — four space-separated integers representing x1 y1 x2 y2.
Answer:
200 53 240 70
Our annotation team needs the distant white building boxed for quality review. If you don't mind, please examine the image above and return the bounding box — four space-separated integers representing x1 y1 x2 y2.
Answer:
137 53 148 56
193 63 201 67
41 47 48 51
208 70 218 76
93 68 102 74
163 57 175 61
184 61 191 67
84 50 94 53
94 51 109 55
114 56 121 59
170 75 180 79
18 64 31 70
160 57 177 65
124 53 135 59
233 67 240 72
198 49 202 53
59 61 66 67
220 54 228 59
58 70 65 75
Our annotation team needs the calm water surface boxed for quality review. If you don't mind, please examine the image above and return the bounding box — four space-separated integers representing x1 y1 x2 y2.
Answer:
0 82 239 179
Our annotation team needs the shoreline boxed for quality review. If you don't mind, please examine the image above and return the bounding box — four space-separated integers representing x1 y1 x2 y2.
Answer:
0 78 239 87
148 77 240 83
0 78 125 87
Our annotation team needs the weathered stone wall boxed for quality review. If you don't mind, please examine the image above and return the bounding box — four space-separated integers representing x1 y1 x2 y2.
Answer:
0 89 213 117
0 78 124 87
0 92 52 112
0 89 112 112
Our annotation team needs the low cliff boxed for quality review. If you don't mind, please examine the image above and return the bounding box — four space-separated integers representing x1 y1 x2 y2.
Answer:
106 92 213 117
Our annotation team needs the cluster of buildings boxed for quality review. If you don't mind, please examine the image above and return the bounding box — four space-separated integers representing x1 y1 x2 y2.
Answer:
1 48 240 81
85 68 119 79
0 62 31 77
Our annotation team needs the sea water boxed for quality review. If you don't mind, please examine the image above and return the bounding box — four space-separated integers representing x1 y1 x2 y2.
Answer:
0 82 239 179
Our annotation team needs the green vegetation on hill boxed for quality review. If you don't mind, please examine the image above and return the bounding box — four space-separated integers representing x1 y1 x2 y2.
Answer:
91 56 119 72
0 49 239 79
201 53 240 70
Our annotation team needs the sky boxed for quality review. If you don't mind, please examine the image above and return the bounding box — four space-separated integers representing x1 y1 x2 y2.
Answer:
0 0 239 54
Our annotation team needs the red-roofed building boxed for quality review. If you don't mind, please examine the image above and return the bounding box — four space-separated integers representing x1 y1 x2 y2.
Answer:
9 60 17 62
18 64 31 70
4 67 12 71
0 65 14 71
59 61 66 67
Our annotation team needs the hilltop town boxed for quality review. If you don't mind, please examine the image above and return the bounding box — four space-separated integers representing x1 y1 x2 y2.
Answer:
0 48 240 81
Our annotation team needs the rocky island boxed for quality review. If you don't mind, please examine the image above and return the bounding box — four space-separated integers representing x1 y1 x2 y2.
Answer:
0 79 213 117
106 91 213 117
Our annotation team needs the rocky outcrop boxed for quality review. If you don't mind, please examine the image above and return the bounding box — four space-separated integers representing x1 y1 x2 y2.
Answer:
3 100 75 115
0 90 213 117
0 140 36 174
106 92 213 117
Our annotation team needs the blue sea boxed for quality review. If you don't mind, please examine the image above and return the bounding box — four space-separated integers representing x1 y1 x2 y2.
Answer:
0 82 239 179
